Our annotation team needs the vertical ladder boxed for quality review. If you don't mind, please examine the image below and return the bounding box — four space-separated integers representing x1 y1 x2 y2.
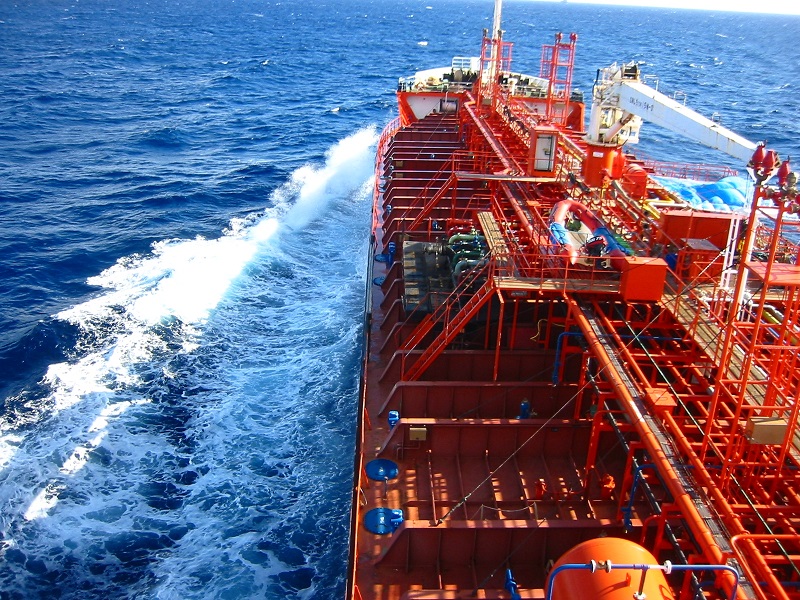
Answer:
539 32 577 125
478 34 513 105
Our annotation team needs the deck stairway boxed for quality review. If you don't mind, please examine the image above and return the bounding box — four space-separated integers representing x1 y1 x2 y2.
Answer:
402 261 496 381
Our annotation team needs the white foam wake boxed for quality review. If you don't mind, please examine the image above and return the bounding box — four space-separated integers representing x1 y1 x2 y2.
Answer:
0 127 377 536
63 126 378 328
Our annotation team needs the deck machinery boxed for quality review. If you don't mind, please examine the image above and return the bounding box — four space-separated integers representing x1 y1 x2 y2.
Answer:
348 26 800 600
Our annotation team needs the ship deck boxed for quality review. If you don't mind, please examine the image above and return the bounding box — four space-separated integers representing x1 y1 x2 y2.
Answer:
349 68 800 599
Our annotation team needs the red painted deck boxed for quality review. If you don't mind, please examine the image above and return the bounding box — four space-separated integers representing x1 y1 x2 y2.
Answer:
348 31 800 600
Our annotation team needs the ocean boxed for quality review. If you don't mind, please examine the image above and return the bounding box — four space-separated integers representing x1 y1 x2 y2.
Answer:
0 0 797 598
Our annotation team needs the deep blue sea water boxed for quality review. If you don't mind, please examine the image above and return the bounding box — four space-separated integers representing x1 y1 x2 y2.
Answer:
0 0 797 598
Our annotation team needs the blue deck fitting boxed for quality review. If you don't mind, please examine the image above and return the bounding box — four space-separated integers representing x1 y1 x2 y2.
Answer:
363 508 404 535
365 458 399 481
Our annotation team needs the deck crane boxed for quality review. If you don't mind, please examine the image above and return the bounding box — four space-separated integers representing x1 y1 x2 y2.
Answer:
586 62 756 161
578 61 764 296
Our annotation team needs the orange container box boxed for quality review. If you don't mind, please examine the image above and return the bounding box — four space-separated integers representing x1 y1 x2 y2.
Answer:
619 256 668 302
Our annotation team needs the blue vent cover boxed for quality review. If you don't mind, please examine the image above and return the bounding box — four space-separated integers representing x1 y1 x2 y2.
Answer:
365 458 399 481
363 508 404 535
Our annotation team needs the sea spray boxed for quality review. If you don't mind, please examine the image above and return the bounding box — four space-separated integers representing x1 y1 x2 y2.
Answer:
283 127 377 230
0 128 375 599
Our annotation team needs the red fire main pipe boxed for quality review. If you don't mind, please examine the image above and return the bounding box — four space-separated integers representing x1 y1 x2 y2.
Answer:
566 297 744 598
462 96 536 242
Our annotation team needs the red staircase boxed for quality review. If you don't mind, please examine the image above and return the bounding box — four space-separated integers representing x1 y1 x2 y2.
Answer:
403 263 496 381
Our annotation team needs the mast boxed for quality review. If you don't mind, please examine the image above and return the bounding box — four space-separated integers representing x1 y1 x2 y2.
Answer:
492 0 502 40
484 0 505 103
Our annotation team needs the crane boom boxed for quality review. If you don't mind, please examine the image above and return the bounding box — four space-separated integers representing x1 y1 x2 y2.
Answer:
588 62 756 162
